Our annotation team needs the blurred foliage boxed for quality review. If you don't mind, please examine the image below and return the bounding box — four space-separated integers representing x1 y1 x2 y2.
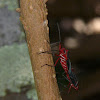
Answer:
0 0 18 10
0 43 38 100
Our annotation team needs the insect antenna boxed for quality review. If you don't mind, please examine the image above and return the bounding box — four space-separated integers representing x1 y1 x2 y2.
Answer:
57 23 61 43
49 23 61 47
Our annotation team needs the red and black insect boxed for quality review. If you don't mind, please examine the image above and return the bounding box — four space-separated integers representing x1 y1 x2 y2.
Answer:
54 24 78 93
39 23 78 93
55 43 78 93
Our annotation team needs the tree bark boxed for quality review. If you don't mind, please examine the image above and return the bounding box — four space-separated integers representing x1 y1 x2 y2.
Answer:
19 0 61 100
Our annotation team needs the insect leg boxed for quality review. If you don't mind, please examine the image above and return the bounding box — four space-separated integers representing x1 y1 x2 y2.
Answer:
41 64 54 67
38 51 54 67
54 57 60 66
41 56 59 67
67 82 70 87
55 53 59 56
38 51 52 54
68 85 72 93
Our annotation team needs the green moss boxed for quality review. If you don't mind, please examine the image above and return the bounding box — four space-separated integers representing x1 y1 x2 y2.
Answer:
0 43 38 100
0 0 18 10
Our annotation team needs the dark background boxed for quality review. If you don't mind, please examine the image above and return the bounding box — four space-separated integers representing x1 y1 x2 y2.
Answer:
0 0 100 100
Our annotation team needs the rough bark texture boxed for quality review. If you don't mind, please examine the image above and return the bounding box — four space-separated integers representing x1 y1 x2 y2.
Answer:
19 0 61 100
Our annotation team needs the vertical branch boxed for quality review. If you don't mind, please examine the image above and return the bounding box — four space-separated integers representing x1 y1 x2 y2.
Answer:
19 0 61 100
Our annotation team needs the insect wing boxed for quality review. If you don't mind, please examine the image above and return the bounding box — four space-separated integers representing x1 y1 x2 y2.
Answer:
66 55 78 87
69 71 78 87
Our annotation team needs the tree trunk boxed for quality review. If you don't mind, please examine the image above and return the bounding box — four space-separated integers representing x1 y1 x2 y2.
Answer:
19 0 61 100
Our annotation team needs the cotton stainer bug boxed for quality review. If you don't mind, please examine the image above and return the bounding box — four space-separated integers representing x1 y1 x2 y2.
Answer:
39 23 78 93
